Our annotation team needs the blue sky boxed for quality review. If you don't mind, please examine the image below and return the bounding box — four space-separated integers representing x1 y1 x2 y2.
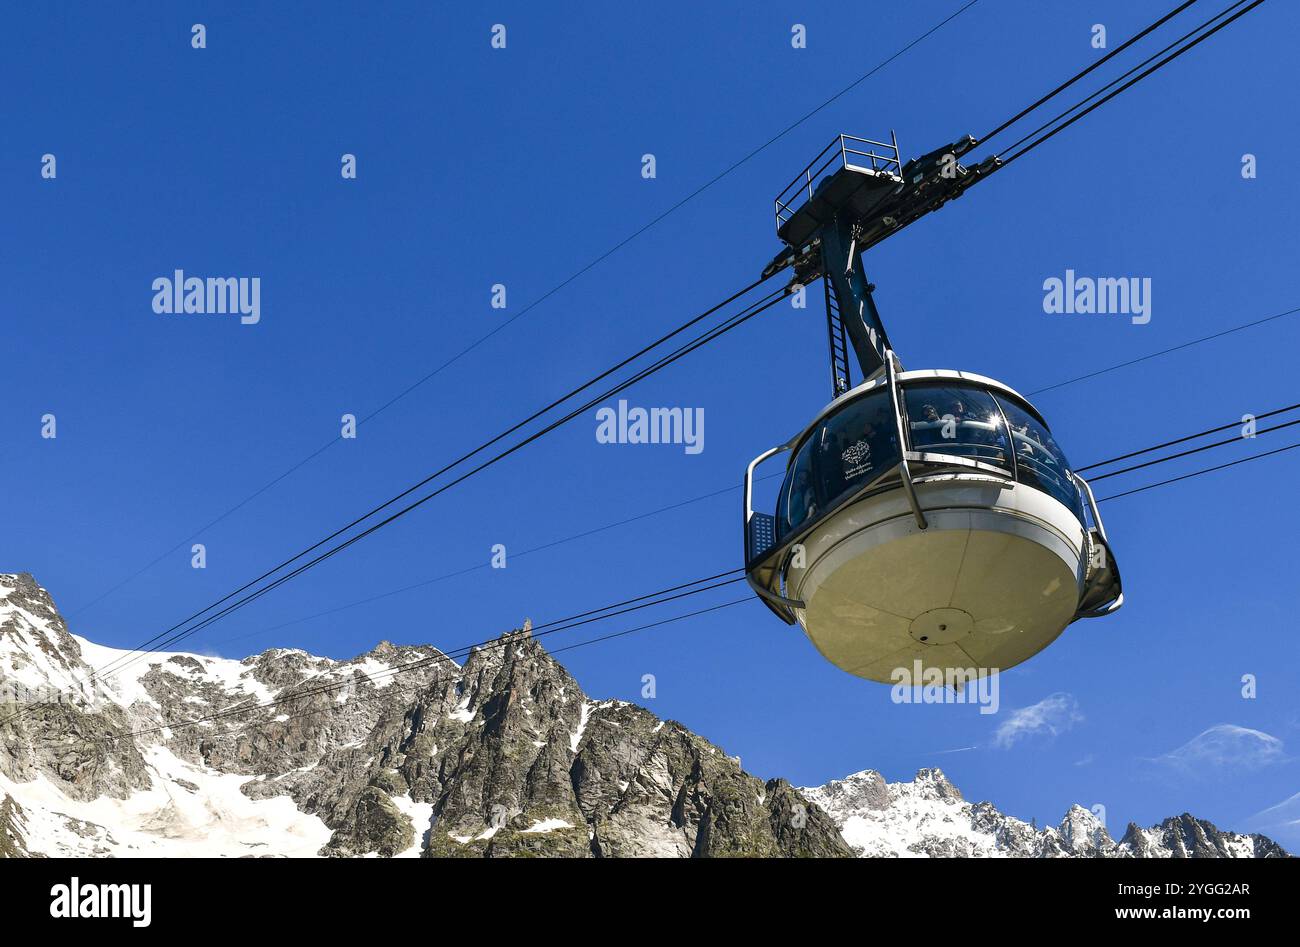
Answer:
4 1 1298 846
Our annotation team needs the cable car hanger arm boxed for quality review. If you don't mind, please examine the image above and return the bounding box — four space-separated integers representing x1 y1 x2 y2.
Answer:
762 132 999 392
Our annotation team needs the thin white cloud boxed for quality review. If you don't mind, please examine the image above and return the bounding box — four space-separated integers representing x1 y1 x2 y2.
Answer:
1153 724 1284 771
992 692 1082 749
1249 791 1300 823
1246 791 1300 847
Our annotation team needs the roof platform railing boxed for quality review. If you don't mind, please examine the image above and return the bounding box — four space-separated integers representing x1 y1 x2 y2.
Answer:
774 132 903 247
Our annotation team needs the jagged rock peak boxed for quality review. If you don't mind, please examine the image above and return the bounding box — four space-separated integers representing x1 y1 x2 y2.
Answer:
913 767 963 802
1116 813 1289 859
803 769 1288 859
1056 804 1114 856
0 573 848 859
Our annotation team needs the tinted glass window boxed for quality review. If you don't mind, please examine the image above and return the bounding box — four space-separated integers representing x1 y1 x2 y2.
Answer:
778 389 901 537
779 436 819 535
903 384 1011 470
995 395 1084 519
812 390 900 512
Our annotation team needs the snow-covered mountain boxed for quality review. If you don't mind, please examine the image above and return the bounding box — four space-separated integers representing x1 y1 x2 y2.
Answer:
802 769 1288 858
0 573 1288 858
0 572 846 858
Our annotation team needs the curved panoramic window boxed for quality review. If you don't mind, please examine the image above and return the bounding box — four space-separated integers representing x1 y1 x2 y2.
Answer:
778 435 818 535
902 384 1011 471
994 395 1085 520
779 388 901 537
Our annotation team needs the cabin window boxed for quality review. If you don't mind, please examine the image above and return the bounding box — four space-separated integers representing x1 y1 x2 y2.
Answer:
812 389 901 514
779 389 901 536
779 436 819 535
994 395 1086 521
902 384 1012 471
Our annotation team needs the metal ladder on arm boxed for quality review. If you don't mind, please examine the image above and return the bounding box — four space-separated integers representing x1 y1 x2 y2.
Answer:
823 276 852 397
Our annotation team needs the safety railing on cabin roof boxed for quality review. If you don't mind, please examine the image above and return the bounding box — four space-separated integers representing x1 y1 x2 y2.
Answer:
774 132 902 234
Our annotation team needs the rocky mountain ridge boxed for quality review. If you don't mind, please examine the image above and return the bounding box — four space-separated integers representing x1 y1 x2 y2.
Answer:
0 573 1287 858
0 572 846 857
803 768 1288 858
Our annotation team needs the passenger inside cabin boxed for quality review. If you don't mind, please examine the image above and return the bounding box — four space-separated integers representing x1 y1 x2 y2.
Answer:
910 402 945 449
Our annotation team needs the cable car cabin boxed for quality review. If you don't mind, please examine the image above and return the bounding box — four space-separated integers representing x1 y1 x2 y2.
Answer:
743 369 1122 683
747 128 1119 681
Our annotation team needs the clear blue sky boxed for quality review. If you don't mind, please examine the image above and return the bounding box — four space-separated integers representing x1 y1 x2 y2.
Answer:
4 1 1298 845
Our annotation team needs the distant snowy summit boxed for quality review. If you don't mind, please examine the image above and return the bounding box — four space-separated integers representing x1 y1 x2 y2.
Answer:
0 573 1288 858
802 768 1289 858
